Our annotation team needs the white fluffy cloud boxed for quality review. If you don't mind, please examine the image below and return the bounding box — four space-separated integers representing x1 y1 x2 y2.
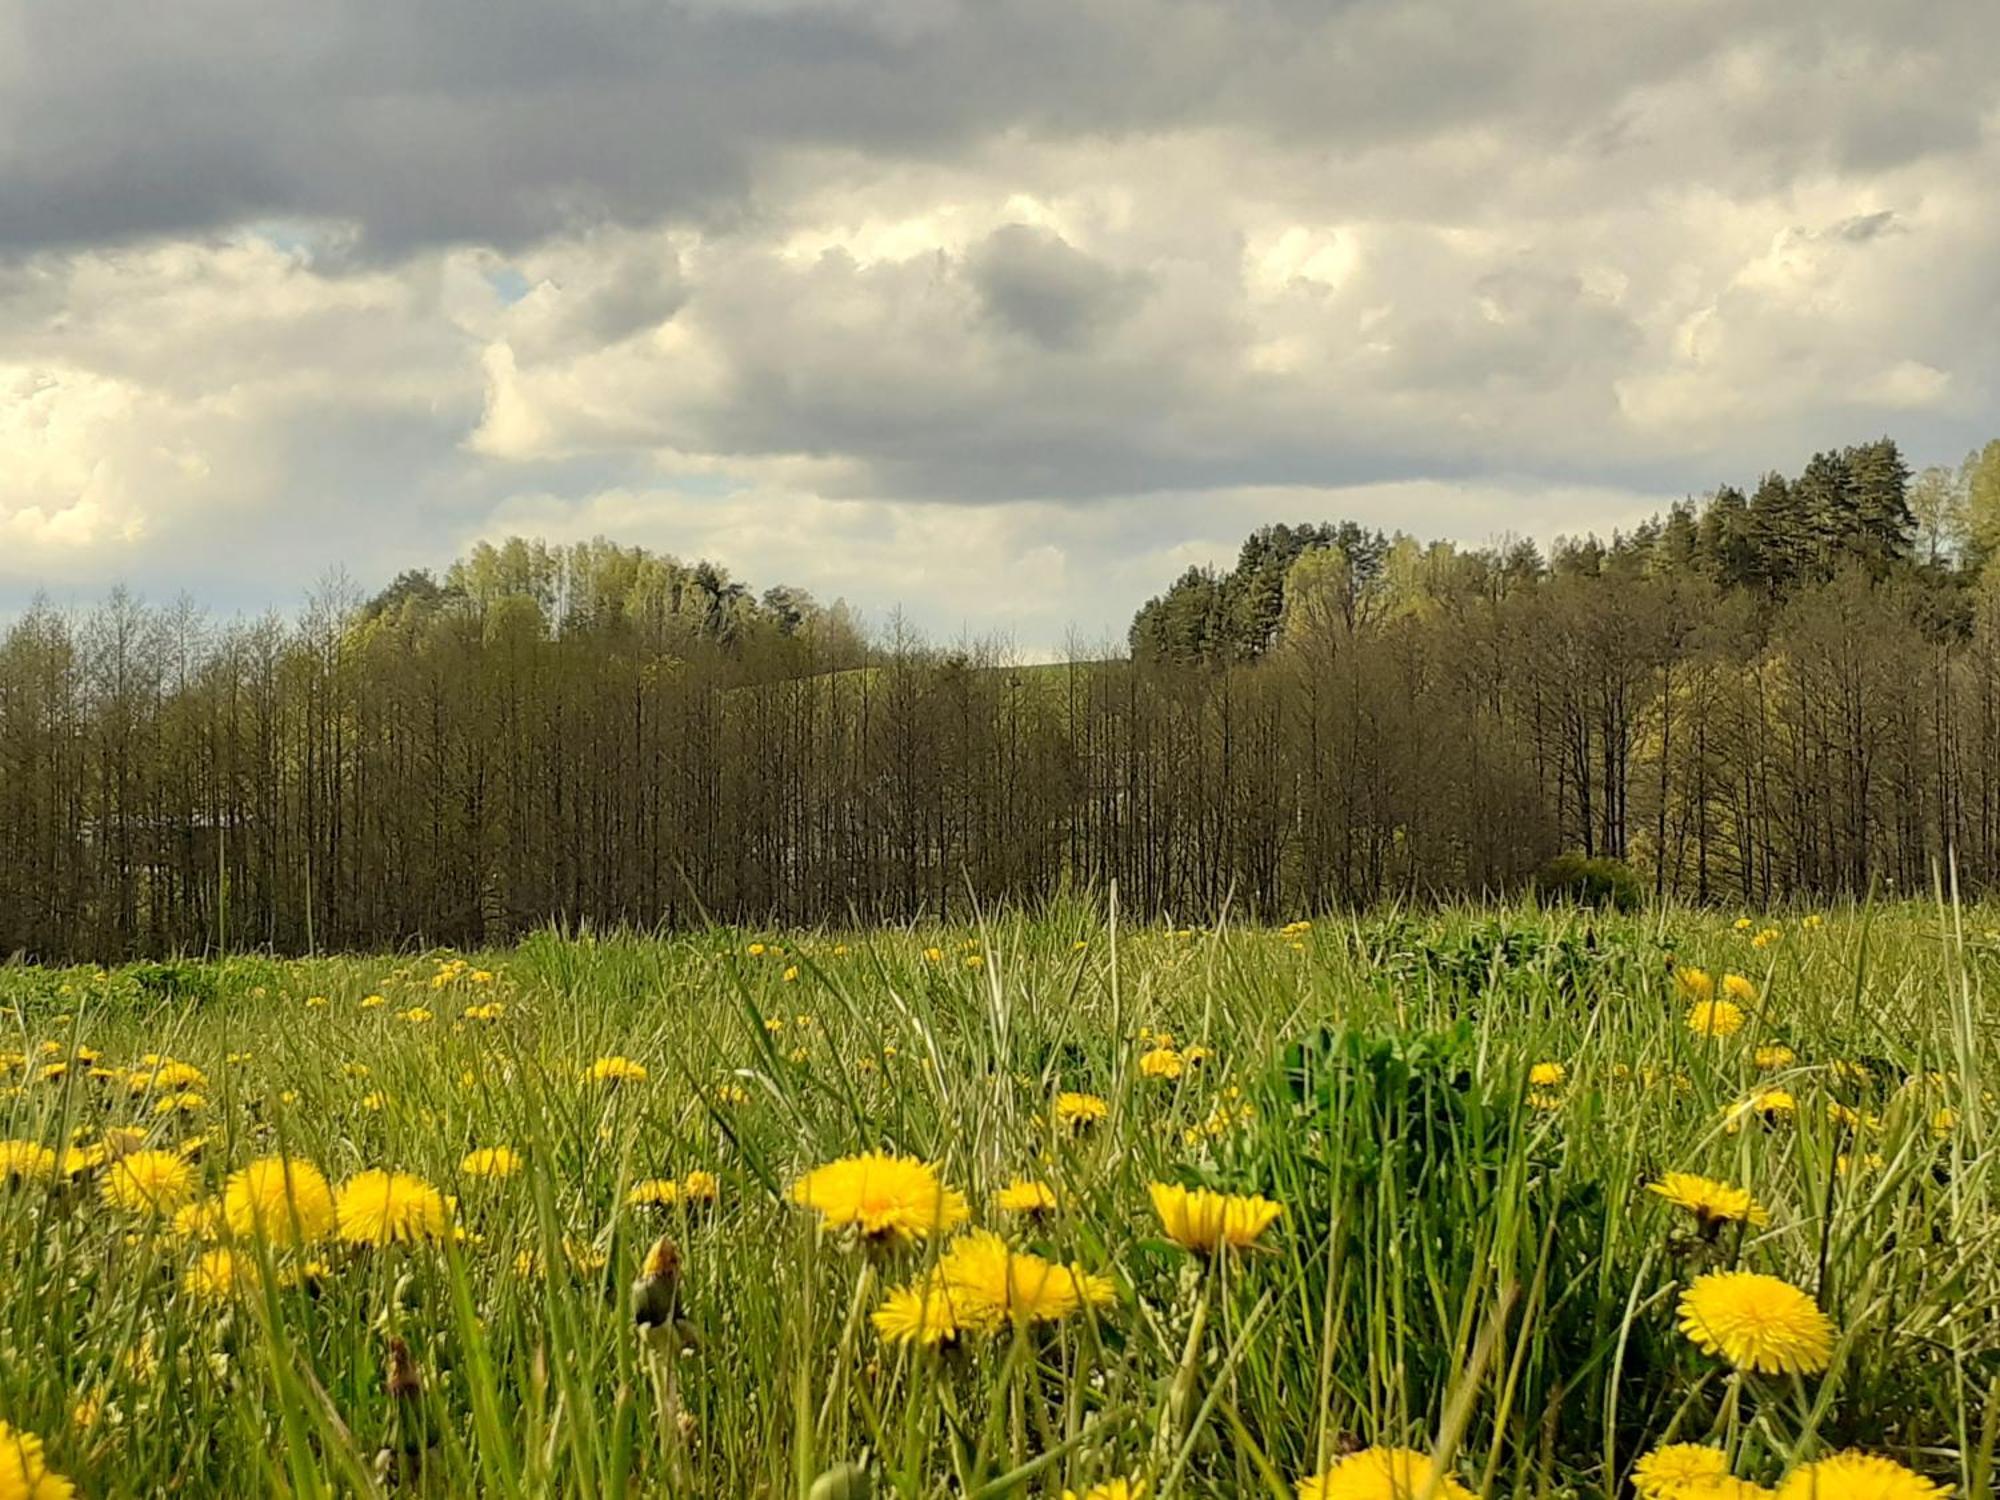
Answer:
2 0 1997 641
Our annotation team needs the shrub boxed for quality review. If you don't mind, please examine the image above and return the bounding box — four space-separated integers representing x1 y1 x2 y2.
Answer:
1534 854 1641 911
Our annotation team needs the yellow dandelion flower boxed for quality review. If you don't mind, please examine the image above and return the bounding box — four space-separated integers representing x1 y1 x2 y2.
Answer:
1755 1045 1796 1071
463 1001 504 1021
359 993 386 1009
0 1419 74 1500
0 1140 57 1184
183 1248 258 1304
335 1169 450 1246
937 1230 1114 1326
1723 974 1758 1002
587 1056 648 1084
1633 1443 1728 1498
627 1178 681 1207
1295 1446 1475 1500
1064 1483 1146 1500
1677 967 1716 1002
1751 927 1780 949
790 1152 969 1241
680 1170 720 1203
872 1279 965 1347
460 1147 523 1179
1677 1271 1835 1375
1646 1172 1771 1231
171 1198 226 1241
1054 1092 1110 1131
993 1178 1057 1215
1149 1182 1283 1254
395 1007 432 1024
1773 1451 1949 1499
1734 917 1754 931
101 1150 196 1215
1529 1061 1567 1088
223 1157 336 1247
1139 1047 1185 1080
1688 1000 1747 1038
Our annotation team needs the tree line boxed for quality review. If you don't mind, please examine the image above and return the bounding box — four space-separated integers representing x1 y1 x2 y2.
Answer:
5 439 2000 960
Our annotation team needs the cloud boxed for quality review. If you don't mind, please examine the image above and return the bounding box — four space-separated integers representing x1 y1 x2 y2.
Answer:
2 0 1999 638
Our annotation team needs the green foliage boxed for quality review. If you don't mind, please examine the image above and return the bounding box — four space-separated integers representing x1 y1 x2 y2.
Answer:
1535 853 1642 912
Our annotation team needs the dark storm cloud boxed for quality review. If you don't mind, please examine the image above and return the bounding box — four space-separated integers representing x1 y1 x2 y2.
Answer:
6 0 1997 254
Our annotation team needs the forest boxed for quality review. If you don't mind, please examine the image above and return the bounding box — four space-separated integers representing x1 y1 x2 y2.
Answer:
5 436 2000 960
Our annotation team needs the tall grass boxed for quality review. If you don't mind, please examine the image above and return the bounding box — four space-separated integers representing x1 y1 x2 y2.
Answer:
3 900 1995 1496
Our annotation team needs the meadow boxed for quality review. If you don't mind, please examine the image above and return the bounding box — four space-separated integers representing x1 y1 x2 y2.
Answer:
2 903 1995 1499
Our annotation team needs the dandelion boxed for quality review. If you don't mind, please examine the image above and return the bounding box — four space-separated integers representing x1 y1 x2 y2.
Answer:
1677 1271 1835 1375
1647 1172 1771 1232
1723 974 1758 1002
1633 1444 1729 1498
1149 1182 1283 1254
223 1157 337 1247
171 1198 225 1241
790 1152 969 1241
1295 1446 1475 1500
183 1248 257 1304
873 1279 965 1347
1688 1000 1747 1039
128 1060 205 1095
463 1001 504 1021
628 1178 682 1207
396 1007 432 1024
1752 927 1781 949
936 1230 1113 1326
1734 917 1754 931
0 1140 56 1184
1773 1451 1949 1499
680 1170 720 1203
1677 967 1716 1002
587 1056 649 1085
335 1169 450 1246
359 993 386 1009
101 1150 196 1215
1139 1047 1185 1080
1755 1045 1796 1070
1054 1092 1109 1131
459 1147 522 1179
993 1178 1057 1215
0 1418 74 1500
1529 1061 1567 1088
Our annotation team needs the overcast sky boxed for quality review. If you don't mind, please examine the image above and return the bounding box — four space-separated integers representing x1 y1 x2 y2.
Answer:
4 0 1998 649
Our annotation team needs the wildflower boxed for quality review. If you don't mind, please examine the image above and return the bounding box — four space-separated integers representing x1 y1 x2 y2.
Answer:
0 1140 56 1184
714 1084 750 1107
1802 915 1823 930
1755 1045 1796 1070
1773 1451 1949 1499
1677 1271 1835 1375
1064 1483 1145 1500
922 946 944 963
1647 1172 1771 1232
463 1001 504 1021
790 1152 969 1241
305 995 328 1009
1529 1061 1567 1088
746 942 767 956
680 1170 720 1203
628 1178 682 1207
872 1279 966 1347
101 1150 196 1215
993 1178 1058 1215
1677 967 1716 1002
1054 1092 1109 1131
587 1056 649 1085
1932 1107 1959 1137
460 1147 523 1179
1633 1444 1728 1498
335 1169 450 1245
1139 1047 1185 1081
171 1198 226 1241
183 1248 257 1304
1687 1000 1747 1039
128 1060 205 1095
0 1419 74 1500
395 1007 432 1024
936 1230 1113 1326
1149 1182 1283 1254
360 993 386 1009
1826 1102 1882 1132
1836 1152 1888 1178
1182 1044 1214 1066
1723 974 1758 1003
154 1092 205 1116
1752 927 1781 949
224 1157 337 1247
1734 917 1754 931
1527 1091 1563 1112
1295 1446 1475 1500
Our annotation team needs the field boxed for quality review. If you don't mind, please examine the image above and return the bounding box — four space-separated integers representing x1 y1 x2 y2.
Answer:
3 905 1996 1499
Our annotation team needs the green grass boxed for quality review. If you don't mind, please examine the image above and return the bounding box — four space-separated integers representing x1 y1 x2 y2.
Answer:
3 901 1997 1497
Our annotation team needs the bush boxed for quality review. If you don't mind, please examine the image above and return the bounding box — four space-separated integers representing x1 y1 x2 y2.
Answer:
1534 853 1641 911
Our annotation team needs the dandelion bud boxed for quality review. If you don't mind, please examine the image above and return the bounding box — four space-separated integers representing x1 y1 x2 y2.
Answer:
807 1461 874 1500
631 1235 682 1330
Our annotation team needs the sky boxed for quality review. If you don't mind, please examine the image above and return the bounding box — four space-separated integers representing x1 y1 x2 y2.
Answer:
4 0 1999 652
